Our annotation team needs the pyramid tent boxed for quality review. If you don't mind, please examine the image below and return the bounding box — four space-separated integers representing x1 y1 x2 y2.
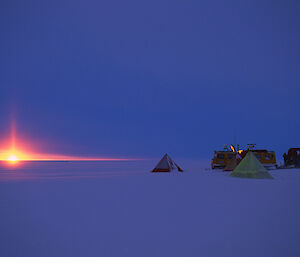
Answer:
151 154 183 172
230 151 273 179
223 158 237 171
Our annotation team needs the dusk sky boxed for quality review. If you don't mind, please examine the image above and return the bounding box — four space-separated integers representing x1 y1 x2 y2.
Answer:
0 0 299 158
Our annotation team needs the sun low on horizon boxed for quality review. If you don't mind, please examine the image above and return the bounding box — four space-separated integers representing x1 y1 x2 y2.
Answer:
0 149 133 165
0 120 136 165
7 154 19 163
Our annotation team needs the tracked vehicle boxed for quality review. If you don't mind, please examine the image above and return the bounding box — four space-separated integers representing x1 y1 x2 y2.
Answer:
211 144 277 169
239 144 277 168
283 148 300 168
211 145 236 169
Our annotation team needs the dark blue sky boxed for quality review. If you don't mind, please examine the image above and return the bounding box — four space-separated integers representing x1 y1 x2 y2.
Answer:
0 0 299 158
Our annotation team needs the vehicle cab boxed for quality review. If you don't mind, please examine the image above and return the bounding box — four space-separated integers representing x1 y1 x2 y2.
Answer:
211 146 236 169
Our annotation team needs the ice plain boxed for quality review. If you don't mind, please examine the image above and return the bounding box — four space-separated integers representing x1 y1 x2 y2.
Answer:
0 160 299 257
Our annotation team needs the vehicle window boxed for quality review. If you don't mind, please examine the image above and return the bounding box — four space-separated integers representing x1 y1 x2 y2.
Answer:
217 154 225 159
227 154 234 159
255 154 261 159
265 154 272 160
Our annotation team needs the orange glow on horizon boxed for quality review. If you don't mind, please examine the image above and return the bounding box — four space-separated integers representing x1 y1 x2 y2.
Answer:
0 151 134 162
0 116 137 164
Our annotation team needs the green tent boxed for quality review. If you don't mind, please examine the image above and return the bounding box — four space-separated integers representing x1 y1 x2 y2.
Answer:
230 151 273 179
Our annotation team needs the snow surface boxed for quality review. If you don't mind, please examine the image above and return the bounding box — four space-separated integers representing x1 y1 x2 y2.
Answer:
0 160 300 257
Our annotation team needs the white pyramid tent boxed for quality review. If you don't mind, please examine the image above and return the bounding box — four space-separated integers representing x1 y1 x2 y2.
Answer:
230 151 273 179
151 154 183 172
